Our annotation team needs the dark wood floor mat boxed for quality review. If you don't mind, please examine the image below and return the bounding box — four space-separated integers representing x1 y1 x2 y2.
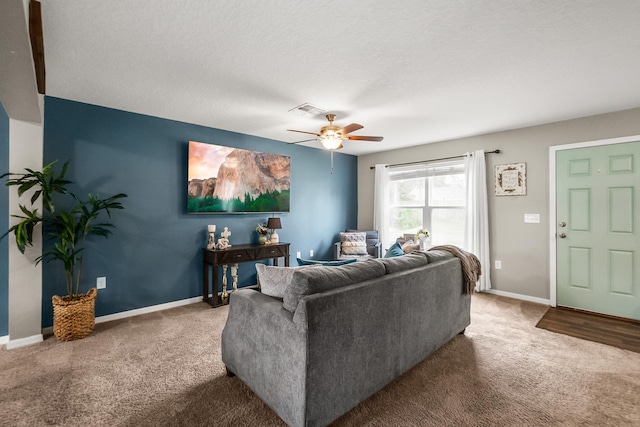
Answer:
536 306 640 353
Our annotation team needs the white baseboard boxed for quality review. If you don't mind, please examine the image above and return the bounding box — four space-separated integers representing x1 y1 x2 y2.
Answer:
94 295 204 324
14 295 219 346
481 289 550 306
6 333 44 349
0 335 8 346
41 295 210 337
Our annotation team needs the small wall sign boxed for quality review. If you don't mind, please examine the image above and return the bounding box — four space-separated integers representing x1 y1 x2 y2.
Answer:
495 162 526 196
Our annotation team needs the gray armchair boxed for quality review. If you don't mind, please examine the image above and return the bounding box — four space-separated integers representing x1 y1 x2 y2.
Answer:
334 229 382 260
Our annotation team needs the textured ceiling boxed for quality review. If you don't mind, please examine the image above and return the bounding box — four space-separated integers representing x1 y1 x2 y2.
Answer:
39 0 640 155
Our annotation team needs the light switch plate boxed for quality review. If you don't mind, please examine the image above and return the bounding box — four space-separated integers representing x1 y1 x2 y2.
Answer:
524 214 540 223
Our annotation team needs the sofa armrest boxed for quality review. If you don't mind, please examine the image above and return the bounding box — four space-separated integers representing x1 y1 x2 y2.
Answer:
221 289 307 427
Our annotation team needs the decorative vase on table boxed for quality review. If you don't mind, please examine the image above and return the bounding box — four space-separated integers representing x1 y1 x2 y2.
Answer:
415 228 430 251
256 223 269 245
418 236 428 251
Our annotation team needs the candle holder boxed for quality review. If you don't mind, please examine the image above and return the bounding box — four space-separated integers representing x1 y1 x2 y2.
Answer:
231 263 239 292
206 225 216 250
221 264 229 303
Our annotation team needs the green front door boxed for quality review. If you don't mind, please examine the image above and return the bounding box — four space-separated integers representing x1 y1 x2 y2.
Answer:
556 141 640 320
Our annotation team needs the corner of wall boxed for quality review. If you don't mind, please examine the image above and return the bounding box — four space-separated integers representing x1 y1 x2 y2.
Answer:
8 118 43 340
0 101 9 337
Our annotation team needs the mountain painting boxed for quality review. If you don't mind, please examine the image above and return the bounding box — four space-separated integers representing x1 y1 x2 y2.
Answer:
187 141 291 213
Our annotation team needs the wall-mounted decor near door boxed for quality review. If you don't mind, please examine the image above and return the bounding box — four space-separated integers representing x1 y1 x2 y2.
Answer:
495 162 526 196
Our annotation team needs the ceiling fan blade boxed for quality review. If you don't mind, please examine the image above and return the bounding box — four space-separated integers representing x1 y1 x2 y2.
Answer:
346 135 384 142
287 129 320 136
340 123 363 135
287 138 317 145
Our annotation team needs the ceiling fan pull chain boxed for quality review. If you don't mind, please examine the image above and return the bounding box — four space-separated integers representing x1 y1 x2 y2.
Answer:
330 150 334 174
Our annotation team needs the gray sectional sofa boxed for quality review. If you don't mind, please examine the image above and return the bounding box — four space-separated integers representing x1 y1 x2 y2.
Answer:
221 251 471 427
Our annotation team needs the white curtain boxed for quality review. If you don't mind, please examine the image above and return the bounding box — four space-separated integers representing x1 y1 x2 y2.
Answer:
373 164 390 249
464 151 492 291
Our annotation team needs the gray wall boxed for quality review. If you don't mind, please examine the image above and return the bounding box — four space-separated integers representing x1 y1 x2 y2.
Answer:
358 107 640 300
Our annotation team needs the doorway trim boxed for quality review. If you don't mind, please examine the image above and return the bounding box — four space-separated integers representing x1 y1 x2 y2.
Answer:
549 134 640 307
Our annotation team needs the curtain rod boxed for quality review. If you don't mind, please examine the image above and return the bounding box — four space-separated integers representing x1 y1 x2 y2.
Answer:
369 149 500 169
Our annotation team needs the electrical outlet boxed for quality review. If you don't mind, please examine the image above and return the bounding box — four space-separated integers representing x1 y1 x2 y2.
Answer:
296 251 301 258
495 261 502 270
524 214 540 223
309 250 314 257
96 276 106 289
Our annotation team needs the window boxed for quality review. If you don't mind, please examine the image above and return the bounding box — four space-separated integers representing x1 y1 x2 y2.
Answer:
387 160 465 247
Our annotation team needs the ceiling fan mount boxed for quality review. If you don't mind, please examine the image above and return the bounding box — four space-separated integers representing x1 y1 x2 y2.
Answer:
287 114 383 150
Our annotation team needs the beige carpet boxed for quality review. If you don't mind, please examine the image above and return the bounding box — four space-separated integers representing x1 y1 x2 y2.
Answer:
1 293 639 427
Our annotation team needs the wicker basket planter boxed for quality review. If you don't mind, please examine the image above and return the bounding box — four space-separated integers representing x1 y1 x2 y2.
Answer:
52 288 98 341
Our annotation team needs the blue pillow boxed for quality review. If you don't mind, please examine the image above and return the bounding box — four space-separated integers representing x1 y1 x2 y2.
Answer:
384 242 405 258
296 258 357 266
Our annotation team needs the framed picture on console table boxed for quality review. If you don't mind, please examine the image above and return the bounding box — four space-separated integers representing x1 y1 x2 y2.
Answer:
187 141 291 213
494 162 526 196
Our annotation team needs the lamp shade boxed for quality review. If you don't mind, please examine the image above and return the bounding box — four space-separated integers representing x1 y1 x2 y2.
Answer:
267 217 282 230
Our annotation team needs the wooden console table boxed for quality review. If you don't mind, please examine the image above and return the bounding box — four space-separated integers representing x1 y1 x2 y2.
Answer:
202 242 290 307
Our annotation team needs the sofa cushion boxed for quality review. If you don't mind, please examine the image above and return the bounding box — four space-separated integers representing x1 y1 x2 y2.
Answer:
255 264 301 299
340 232 368 256
283 260 386 313
384 242 405 258
378 252 429 274
297 258 357 266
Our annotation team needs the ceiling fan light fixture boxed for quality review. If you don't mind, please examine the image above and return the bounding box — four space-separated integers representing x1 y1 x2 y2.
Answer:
319 134 343 150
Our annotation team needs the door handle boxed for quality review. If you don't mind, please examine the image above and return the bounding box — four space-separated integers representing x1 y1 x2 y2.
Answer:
559 233 567 238
559 222 566 227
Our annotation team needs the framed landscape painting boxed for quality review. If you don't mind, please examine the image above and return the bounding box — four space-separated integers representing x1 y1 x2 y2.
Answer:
187 141 291 213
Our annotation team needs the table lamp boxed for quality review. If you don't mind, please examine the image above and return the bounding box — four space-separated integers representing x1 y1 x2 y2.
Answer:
267 218 282 244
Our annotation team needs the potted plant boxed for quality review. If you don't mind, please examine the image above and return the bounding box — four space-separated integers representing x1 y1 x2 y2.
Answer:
2 161 127 341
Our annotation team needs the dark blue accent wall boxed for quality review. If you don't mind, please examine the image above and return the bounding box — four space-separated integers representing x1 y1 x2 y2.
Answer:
0 102 9 336
42 97 358 327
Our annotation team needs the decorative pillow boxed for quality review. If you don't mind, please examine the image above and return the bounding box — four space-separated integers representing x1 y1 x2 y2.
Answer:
340 232 368 256
401 239 420 254
297 258 357 266
384 242 405 258
255 264 299 299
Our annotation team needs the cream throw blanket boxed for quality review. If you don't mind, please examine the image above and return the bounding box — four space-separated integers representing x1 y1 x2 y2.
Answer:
428 245 482 294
